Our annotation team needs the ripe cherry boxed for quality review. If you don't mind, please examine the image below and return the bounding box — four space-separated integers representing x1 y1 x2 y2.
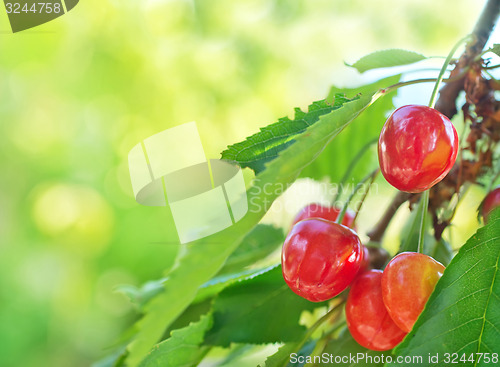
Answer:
346 270 407 351
378 105 458 193
482 186 500 223
381 252 445 333
281 218 363 302
291 203 356 229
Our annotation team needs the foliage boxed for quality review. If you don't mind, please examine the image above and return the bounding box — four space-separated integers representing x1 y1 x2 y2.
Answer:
138 313 212 367
301 74 400 183
125 91 375 366
111 32 500 364
221 97 353 174
345 49 427 73
205 266 325 346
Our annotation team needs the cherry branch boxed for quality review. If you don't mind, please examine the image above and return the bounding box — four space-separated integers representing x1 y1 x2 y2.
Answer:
367 0 500 243
367 192 412 242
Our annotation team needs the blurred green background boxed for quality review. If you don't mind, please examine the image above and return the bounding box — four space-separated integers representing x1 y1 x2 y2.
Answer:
0 0 488 366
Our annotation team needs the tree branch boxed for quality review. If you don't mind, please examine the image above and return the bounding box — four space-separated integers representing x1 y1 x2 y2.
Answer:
367 192 411 242
435 0 500 118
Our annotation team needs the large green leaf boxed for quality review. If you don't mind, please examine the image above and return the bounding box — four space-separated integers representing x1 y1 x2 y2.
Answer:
263 343 302 367
392 208 500 366
220 96 353 174
218 224 284 274
162 266 281 342
346 49 427 73
262 340 316 367
138 313 212 367
118 224 284 311
125 92 375 366
205 266 325 346
301 75 400 183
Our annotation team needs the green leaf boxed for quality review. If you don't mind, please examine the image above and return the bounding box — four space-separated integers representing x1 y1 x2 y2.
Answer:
138 313 212 367
289 341 316 367
392 208 500 366
117 280 166 312
92 347 127 367
302 75 400 183
118 224 283 311
489 44 500 57
217 344 257 366
263 343 300 367
263 340 316 367
319 328 387 366
346 49 427 73
219 224 284 274
118 265 276 312
195 265 278 303
220 95 352 174
125 92 375 367
204 266 325 346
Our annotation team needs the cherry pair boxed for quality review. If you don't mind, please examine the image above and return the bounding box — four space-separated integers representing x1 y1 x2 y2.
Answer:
346 253 444 351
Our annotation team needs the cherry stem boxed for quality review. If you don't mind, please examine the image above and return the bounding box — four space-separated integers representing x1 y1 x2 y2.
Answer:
373 68 470 102
333 138 378 204
417 189 430 254
429 34 473 108
336 168 380 226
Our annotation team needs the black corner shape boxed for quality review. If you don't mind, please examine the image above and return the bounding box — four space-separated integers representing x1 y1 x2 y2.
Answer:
4 0 79 33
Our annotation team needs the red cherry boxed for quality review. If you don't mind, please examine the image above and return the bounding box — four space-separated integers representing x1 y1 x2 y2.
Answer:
291 203 356 229
482 186 500 223
281 218 363 302
346 270 407 351
378 105 458 193
381 252 445 333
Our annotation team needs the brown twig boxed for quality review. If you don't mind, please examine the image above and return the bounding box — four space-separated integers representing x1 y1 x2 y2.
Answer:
367 191 412 242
